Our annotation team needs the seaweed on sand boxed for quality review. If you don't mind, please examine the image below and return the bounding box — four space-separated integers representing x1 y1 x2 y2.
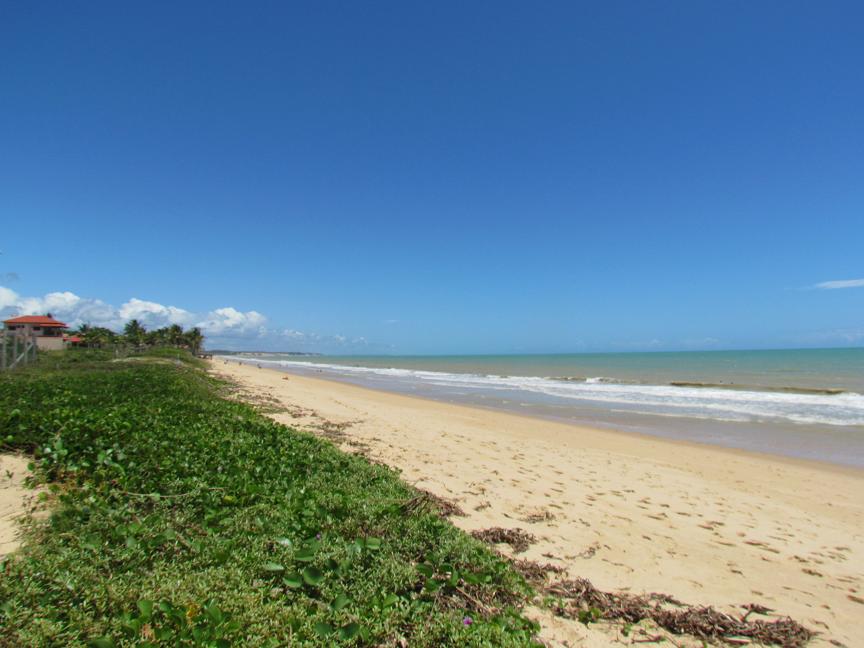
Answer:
402 489 466 518
471 527 536 553
545 578 813 647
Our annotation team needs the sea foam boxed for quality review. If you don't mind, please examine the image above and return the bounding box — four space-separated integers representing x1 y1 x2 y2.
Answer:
224 356 864 428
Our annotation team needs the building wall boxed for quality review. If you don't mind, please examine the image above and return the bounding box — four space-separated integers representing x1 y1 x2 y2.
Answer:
6 324 63 337
35 337 66 351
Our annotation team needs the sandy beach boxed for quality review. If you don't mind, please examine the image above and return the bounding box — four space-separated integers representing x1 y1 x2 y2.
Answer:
212 360 864 646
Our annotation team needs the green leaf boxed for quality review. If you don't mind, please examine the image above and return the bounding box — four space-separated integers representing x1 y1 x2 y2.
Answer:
331 593 350 612
424 578 442 593
205 604 224 625
313 622 334 637
365 537 381 550
294 547 316 562
381 593 398 608
339 623 360 640
416 563 434 578
122 618 141 634
263 562 285 573
89 639 115 648
283 572 303 588
137 599 154 620
302 566 324 586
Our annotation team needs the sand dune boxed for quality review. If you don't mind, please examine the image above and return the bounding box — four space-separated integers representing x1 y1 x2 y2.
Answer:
213 360 864 646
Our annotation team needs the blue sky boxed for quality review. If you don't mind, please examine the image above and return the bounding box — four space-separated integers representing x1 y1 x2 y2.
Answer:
1 2 862 353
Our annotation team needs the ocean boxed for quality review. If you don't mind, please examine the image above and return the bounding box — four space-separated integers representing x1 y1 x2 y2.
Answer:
220 348 864 468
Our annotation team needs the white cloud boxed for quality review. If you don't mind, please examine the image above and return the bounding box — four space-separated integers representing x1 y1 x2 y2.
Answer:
196 307 267 336
0 286 18 310
0 286 264 338
7 289 121 329
814 278 864 290
119 298 194 328
0 285 375 351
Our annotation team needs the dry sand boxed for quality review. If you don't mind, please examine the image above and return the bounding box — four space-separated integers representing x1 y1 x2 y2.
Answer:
212 360 864 646
0 454 36 559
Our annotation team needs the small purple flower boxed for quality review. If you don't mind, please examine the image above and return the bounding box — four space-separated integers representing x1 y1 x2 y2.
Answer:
316 533 322 540
462 616 473 626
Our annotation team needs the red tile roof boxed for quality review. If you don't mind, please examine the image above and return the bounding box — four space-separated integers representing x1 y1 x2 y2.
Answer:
3 315 68 328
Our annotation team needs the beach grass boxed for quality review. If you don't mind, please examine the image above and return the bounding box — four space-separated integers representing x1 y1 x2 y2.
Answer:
0 350 538 646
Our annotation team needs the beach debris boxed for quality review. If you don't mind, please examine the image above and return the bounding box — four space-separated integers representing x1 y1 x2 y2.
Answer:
402 489 465 518
741 603 774 620
544 577 813 647
471 527 536 553
576 542 601 559
519 509 556 523
217 378 288 414
314 419 359 443
511 558 565 585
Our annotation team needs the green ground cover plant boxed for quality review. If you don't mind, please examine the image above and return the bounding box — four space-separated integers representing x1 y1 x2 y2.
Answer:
0 351 538 646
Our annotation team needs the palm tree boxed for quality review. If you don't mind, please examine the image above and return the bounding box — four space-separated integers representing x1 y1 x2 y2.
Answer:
146 327 169 347
184 327 204 355
83 326 116 348
123 319 147 349
168 324 185 347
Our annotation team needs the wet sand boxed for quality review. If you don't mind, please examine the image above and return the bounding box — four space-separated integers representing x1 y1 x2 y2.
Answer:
213 360 864 646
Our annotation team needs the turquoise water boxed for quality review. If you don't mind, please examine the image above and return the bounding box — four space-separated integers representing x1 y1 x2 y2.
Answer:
223 348 864 467
290 348 864 393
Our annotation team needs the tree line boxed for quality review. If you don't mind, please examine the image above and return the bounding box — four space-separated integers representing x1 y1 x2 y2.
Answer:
71 320 205 354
